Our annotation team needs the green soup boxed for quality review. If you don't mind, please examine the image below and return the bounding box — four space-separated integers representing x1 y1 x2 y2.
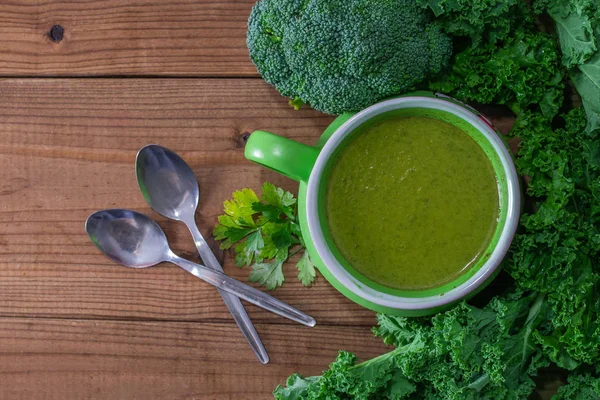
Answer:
326 115 499 290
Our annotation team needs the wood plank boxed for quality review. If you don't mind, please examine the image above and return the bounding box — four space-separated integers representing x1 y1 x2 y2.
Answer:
0 78 514 325
0 317 389 399
0 0 258 76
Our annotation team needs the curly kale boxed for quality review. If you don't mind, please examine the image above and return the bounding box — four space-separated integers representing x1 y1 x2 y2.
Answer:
246 0 452 115
552 373 600 399
274 294 551 399
429 29 565 118
508 109 600 369
417 0 534 47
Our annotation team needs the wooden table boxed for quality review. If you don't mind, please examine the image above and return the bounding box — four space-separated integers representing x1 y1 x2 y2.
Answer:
0 1 517 398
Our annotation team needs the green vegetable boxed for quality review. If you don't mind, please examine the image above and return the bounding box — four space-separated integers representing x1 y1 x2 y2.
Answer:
534 0 599 68
213 183 316 289
572 58 600 133
552 373 600 399
417 0 533 46
275 294 552 399
246 0 452 115
536 0 600 132
509 109 600 369
430 29 565 117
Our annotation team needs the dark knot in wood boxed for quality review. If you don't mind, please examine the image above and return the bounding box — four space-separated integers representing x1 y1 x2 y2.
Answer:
235 131 251 148
49 25 64 42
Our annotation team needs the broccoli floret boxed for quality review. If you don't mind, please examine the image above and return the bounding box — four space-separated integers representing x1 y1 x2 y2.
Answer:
247 0 452 115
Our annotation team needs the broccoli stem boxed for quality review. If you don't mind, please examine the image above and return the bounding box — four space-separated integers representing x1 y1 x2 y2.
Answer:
289 97 305 110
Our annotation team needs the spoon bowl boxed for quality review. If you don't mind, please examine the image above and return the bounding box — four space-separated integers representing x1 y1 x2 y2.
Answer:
136 144 199 221
86 209 169 268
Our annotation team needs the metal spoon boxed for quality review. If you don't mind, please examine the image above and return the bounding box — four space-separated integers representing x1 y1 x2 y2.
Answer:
135 144 269 364
86 209 316 328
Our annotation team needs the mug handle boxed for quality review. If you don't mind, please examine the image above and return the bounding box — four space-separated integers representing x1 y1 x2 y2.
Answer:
244 130 319 182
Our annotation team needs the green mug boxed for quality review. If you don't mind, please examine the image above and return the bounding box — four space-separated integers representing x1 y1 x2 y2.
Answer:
245 92 520 316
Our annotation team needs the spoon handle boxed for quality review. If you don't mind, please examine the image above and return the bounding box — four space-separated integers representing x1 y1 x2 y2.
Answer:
169 254 316 327
185 221 269 364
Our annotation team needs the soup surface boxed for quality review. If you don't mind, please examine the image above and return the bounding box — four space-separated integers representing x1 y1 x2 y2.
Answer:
326 115 499 290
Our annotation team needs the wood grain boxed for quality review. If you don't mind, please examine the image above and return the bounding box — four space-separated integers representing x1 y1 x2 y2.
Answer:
0 317 389 399
0 0 258 76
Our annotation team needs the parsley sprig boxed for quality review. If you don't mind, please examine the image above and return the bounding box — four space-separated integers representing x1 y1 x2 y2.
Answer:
213 183 316 289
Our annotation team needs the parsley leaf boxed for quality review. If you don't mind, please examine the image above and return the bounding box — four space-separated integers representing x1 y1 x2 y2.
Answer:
213 183 317 289
233 229 264 266
249 261 285 290
296 251 316 287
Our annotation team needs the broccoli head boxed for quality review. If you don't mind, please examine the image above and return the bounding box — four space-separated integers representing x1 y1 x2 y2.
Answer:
247 0 452 115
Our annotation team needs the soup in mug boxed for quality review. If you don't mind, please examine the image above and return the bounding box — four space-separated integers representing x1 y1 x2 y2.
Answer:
326 115 499 290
